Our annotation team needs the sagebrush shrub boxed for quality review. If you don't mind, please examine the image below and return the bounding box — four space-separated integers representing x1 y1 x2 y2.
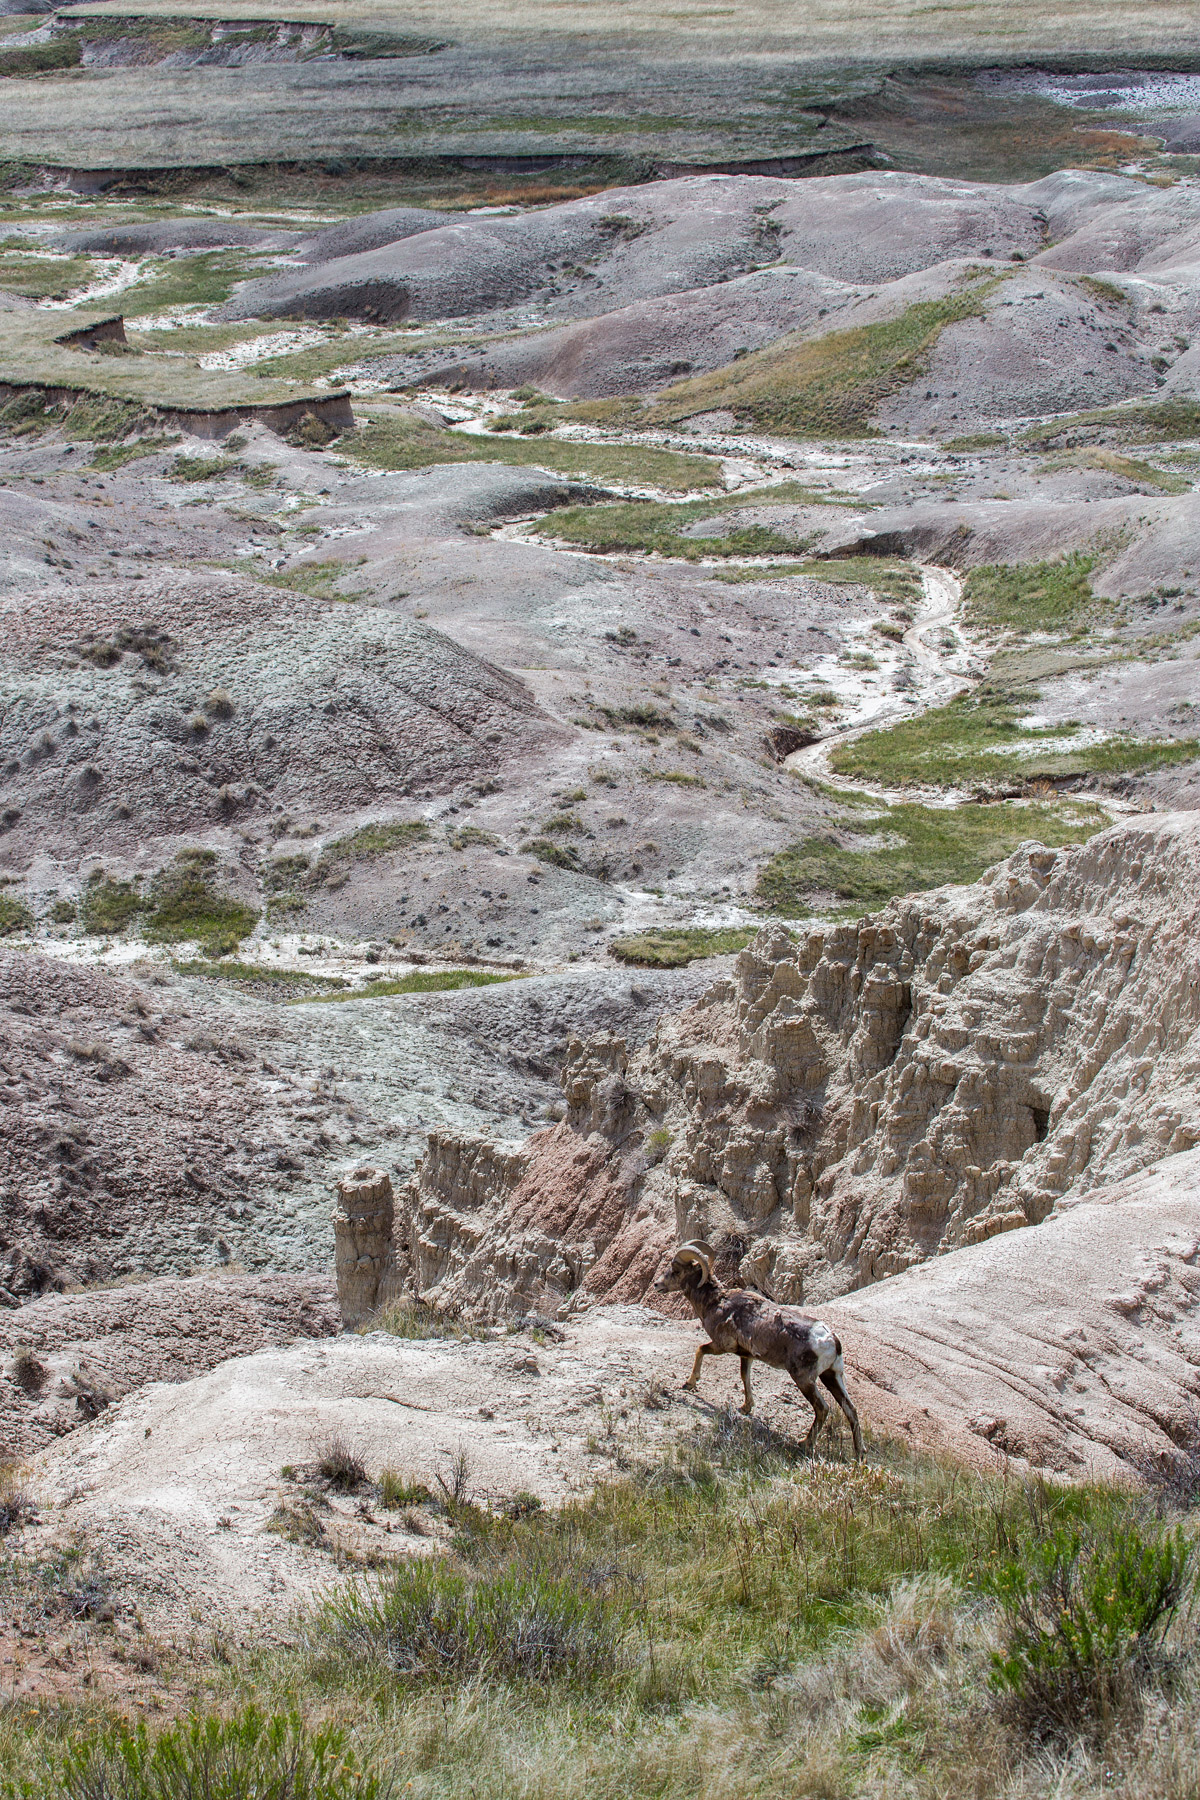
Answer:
989 1519 1191 1737
321 1561 618 1684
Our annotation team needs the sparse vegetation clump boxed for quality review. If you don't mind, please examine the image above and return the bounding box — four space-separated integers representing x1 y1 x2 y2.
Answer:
319 821 430 865
758 797 1109 915
321 1561 618 1684
989 1513 1191 1740
362 1295 484 1340
610 924 757 965
3 1425 1200 1797
79 872 143 936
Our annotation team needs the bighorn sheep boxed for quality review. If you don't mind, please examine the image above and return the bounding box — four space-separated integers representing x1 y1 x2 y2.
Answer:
654 1240 864 1459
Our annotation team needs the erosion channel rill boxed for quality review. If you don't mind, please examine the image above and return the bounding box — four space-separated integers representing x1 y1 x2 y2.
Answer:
4 1 1200 1791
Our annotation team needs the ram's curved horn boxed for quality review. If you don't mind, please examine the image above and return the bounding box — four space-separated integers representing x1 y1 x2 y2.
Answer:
675 1241 713 1283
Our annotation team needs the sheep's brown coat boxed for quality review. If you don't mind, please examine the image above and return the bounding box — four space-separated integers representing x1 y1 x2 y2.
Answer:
654 1242 864 1458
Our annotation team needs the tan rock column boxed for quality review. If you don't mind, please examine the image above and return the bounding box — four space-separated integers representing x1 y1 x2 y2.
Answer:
333 1166 394 1329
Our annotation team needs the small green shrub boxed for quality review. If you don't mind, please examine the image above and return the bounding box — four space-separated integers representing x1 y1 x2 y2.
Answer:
528 839 580 870
10 1705 384 1800
170 454 241 482
643 768 705 787
990 1520 1191 1738
321 1561 618 1684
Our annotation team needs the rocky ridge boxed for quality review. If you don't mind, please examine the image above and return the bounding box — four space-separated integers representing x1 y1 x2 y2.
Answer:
389 811 1200 1319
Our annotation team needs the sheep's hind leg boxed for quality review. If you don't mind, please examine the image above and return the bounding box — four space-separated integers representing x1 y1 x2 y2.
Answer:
739 1354 754 1416
820 1367 864 1461
793 1376 829 1453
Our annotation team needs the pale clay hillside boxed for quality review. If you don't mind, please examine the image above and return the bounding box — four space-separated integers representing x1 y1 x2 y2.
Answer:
3 10 1200 1796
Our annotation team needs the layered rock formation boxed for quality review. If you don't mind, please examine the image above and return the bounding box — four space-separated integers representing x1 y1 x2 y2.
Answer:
392 813 1200 1318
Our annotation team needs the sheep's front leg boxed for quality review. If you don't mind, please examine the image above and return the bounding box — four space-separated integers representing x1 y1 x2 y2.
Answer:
739 1353 754 1416
683 1341 715 1392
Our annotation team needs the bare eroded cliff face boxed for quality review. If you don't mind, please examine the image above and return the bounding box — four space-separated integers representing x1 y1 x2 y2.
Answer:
381 813 1200 1321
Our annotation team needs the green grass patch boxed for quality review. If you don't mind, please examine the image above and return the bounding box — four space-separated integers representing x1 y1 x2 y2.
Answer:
1076 275 1131 311
79 873 142 935
343 415 720 492
962 554 1106 635
1037 448 1191 493
0 253 96 300
296 968 515 1003
173 958 348 991
141 849 259 957
798 555 923 605
643 768 706 787
757 797 1108 915
90 433 179 471
259 558 367 603
1 1422 1194 1798
942 431 1008 452
170 453 242 482
609 924 757 966
527 838 581 870
532 487 824 560
647 283 997 436
320 820 430 863
1023 398 1200 448
0 386 153 443
0 893 31 936
120 251 266 320
0 37 80 77
827 693 1200 788
20 1707 384 1800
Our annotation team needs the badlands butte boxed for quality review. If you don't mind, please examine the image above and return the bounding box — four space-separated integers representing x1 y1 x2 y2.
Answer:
6 6 1200 1779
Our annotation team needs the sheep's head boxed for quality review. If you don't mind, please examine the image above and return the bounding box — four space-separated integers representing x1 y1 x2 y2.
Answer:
653 1240 715 1294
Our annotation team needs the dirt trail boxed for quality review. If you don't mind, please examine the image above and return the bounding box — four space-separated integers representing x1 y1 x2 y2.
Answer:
785 562 972 803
